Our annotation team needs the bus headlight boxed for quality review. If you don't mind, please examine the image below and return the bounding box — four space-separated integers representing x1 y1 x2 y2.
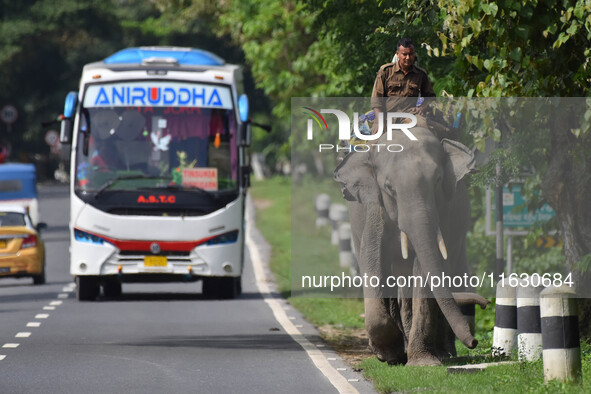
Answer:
74 229 111 245
206 230 239 246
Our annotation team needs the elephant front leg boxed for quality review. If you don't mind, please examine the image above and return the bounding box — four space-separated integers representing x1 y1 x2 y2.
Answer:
357 204 406 364
406 262 445 366
364 297 407 365
406 296 443 366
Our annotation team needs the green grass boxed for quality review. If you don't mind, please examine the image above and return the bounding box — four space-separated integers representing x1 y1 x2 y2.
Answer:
250 176 364 329
249 176 292 293
361 342 591 394
249 175 590 393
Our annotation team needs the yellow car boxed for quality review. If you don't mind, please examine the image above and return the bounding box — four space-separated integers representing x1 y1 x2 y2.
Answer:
0 206 46 285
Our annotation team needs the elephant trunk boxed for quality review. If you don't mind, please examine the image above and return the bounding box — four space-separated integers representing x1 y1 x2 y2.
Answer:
452 292 490 310
402 211 477 349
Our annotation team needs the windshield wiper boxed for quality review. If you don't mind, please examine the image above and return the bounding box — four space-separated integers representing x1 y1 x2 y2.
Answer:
93 175 171 199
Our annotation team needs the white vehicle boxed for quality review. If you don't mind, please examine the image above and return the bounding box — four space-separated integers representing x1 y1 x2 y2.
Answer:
60 47 253 301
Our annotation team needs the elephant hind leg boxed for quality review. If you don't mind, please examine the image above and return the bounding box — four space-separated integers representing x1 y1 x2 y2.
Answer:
365 298 406 365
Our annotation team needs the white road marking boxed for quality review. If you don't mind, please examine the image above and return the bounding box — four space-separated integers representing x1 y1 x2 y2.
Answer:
58 293 69 299
0 355 5 360
49 301 63 306
35 314 49 319
27 322 41 328
328 357 337 361
62 286 74 292
3 344 19 349
43 306 56 311
348 379 360 382
295 325 304 328
246 195 359 394
15 332 31 338
337 368 347 371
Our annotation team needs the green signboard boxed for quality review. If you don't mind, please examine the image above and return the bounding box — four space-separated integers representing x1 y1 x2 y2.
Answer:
496 184 555 228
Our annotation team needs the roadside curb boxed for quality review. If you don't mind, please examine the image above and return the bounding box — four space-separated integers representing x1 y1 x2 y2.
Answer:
245 193 377 394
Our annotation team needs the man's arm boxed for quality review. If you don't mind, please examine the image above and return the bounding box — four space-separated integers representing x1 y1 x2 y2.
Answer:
370 66 388 133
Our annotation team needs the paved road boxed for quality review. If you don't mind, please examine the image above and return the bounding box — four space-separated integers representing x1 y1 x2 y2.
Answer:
0 184 371 393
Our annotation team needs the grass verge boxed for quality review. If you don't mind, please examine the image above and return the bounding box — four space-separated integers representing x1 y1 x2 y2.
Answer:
250 175 590 393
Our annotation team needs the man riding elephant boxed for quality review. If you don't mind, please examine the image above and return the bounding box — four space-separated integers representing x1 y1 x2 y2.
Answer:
370 37 455 140
333 38 487 366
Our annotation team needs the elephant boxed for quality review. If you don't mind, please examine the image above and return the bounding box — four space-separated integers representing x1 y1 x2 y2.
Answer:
334 125 488 366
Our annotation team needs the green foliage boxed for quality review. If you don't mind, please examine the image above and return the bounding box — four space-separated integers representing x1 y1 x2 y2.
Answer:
436 0 591 97
0 0 124 153
0 0 184 161
432 1 591 279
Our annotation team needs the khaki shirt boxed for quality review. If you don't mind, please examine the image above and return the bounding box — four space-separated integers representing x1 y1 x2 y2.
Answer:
371 61 435 113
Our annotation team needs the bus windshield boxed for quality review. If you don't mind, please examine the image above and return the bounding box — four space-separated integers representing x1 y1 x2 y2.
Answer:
75 98 237 194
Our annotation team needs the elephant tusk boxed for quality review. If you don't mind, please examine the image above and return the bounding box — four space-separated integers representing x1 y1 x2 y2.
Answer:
400 231 409 260
437 228 448 261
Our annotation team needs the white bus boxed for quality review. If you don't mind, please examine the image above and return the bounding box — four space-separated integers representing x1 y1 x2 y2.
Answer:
60 47 252 301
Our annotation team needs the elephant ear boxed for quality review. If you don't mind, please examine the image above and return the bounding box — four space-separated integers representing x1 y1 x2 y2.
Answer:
334 152 380 204
441 139 475 198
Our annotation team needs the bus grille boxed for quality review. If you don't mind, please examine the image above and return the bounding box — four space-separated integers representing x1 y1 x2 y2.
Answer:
118 250 191 257
107 208 209 216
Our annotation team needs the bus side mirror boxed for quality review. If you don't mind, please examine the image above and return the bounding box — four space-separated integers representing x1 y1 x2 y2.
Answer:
60 91 78 144
238 94 251 147
240 165 251 189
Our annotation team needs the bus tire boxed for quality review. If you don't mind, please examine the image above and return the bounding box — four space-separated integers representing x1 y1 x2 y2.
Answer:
103 279 122 298
203 276 241 300
77 276 100 301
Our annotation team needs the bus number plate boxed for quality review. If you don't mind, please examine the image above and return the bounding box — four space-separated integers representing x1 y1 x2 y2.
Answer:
144 256 167 267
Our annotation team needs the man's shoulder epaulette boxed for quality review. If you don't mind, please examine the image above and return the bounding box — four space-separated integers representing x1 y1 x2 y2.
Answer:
379 62 395 72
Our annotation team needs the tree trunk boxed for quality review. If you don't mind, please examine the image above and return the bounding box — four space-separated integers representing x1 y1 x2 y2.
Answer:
540 115 591 339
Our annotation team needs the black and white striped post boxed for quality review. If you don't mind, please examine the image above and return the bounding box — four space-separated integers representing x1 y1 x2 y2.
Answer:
517 280 544 362
540 285 582 383
315 194 331 228
338 222 357 275
329 204 348 245
492 278 517 357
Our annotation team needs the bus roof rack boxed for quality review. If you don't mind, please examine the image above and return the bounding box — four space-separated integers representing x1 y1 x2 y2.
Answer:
104 47 225 66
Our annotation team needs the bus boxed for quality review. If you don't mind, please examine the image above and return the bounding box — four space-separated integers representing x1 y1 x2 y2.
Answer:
0 163 40 225
59 47 252 301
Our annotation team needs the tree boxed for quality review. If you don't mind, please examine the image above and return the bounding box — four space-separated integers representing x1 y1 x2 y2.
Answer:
432 0 591 334
0 0 192 167
0 0 127 158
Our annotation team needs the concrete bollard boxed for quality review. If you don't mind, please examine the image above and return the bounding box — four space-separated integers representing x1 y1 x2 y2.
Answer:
338 222 357 273
517 279 544 362
492 278 517 357
540 285 582 383
329 204 348 245
315 194 331 228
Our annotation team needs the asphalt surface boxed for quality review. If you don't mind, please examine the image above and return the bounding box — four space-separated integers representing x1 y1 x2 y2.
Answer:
0 184 374 394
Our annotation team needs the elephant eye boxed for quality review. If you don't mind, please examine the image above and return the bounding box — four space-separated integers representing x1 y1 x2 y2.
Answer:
436 172 443 185
384 179 396 196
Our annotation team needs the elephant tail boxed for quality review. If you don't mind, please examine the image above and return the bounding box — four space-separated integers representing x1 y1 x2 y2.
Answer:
452 292 490 310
